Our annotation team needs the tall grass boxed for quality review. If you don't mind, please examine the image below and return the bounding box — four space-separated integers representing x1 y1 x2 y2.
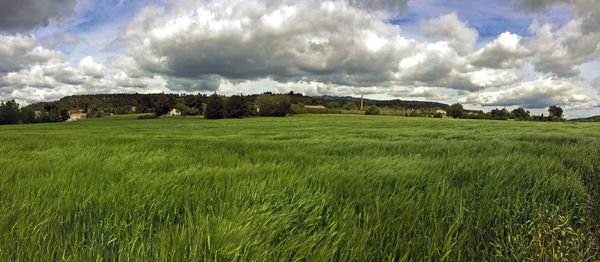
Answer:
0 114 598 260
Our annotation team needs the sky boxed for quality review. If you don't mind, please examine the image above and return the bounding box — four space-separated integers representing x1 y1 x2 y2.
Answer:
0 0 599 118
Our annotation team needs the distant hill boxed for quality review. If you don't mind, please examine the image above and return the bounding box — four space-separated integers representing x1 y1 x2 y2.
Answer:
569 115 600 122
27 92 449 113
316 95 448 109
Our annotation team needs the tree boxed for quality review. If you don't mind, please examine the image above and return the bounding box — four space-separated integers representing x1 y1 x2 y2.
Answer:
60 109 70 122
491 108 509 120
511 108 531 120
365 105 381 115
205 93 225 119
48 108 61 122
0 100 21 124
20 107 36 124
327 101 341 109
153 95 176 116
255 94 290 117
226 95 249 118
445 103 464 119
343 102 358 110
548 106 563 119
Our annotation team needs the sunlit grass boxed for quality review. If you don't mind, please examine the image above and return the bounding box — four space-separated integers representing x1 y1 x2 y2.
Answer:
0 114 598 260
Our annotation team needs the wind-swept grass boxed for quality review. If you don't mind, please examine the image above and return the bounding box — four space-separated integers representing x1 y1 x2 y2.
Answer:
0 114 598 260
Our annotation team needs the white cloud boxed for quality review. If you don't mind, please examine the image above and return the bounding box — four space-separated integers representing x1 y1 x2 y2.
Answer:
77 56 104 78
461 77 596 109
422 12 479 55
470 32 530 69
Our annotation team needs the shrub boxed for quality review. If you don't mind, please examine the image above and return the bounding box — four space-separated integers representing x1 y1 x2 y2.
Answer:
365 105 381 115
343 102 358 110
205 93 225 119
327 102 341 109
137 114 160 120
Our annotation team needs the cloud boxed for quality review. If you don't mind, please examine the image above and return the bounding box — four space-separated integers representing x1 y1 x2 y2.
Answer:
0 0 78 32
469 32 530 69
0 34 66 73
119 0 532 95
529 19 600 77
461 77 595 108
77 56 104 78
422 12 479 55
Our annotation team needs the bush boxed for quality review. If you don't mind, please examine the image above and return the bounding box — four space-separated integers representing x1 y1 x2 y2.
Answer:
343 102 358 110
255 94 290 117
365 105 381 115
205 93 225 119
137 114 160 120
327 102 341 109
226 95 249 118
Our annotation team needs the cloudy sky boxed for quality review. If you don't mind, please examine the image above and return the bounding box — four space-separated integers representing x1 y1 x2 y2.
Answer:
1 0 599 117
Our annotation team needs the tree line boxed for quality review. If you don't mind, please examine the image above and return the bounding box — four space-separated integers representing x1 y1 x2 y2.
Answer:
0 100 69 125
445 103 565 121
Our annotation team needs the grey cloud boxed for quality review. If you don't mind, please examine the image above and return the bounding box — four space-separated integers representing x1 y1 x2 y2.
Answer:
121 1 520 95
121 1 410 90
0 35 66 73
529 20 600 77
346 0 410 16
461 77 594 108
0 0 78 32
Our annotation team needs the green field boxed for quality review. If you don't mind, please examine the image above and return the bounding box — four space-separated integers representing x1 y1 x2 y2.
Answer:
0 114 598 260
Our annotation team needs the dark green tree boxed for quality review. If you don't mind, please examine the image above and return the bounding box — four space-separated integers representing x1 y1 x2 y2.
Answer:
226 95 249 118
205 93 225 119
255 94 290 117
446 103 464 119
0 100 21 124
49 108 61 122
548 106 563 119
511 108 531 120
60 109 70 121
20 107 36 124
491 108 509 120
153 95 176 116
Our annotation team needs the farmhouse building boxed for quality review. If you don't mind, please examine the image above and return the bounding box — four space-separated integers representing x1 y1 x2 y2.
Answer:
67 113 87 122
167 108 181 116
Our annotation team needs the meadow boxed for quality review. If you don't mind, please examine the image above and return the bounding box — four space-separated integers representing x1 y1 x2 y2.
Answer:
0 114 598 261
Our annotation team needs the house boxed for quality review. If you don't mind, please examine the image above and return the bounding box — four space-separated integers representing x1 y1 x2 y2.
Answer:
304 105 327 109
131 106 137 112
67 113 87 122
435 109 447 115
167 108 181 116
